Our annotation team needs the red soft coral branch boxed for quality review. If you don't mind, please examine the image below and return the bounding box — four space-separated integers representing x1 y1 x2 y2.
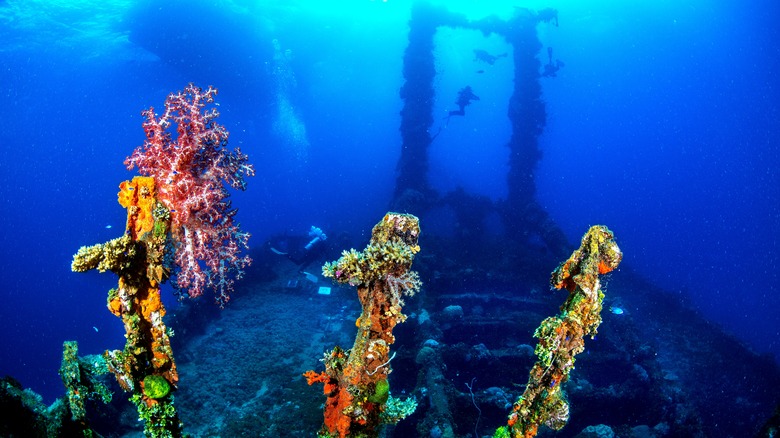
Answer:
125 84 255 306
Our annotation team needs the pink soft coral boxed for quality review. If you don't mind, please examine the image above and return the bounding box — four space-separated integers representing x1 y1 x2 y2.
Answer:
125 84 255 306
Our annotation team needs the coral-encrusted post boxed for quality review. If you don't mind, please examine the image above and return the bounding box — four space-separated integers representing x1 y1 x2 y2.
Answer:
59 341 112 435
72 84 254 437
305 213 422 438
496 225 622 438
73 176 182 437
126 83 255 307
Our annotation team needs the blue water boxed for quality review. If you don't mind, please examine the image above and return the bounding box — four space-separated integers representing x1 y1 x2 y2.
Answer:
0 0 778 414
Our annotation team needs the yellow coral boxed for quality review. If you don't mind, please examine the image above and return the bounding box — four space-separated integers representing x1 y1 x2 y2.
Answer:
71 235 135 273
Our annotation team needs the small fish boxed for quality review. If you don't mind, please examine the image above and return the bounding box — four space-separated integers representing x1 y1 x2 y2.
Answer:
93 326 99 332
105 225 112 229
476 70 485 74
609 307 624 315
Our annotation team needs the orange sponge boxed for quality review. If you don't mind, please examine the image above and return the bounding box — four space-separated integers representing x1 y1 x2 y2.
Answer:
118 176 156 239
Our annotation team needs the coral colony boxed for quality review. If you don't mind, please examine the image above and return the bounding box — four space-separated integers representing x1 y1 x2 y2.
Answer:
71 84 253 437
125 83 255 307
67 83 622 438
306 213 422 438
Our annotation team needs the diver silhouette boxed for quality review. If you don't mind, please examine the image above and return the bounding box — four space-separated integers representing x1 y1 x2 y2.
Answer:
269 225 328 271
446 86 480 121
542 47 565 77
473 49 507 65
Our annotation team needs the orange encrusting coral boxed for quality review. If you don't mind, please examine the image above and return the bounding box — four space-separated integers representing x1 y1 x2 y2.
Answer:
107 293 123 317
112 178 178 384
118 176 156 240
327 387 354 437
598 260 615 275
304 371 330 385
139 285 164 322
304 369 355 437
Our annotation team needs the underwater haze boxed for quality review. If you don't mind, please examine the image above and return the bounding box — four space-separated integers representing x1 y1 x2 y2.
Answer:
1 0 779 436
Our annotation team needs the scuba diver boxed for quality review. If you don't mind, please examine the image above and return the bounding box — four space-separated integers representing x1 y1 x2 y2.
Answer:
269 225 328 271
447 86 480 120
542 47 565 77
429 86 480 138
473 49 507 65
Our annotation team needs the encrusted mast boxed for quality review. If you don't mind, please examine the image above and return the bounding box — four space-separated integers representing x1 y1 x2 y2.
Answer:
72 176 182 437
497 225 622 438
305 213 422 437
71 84 253 437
